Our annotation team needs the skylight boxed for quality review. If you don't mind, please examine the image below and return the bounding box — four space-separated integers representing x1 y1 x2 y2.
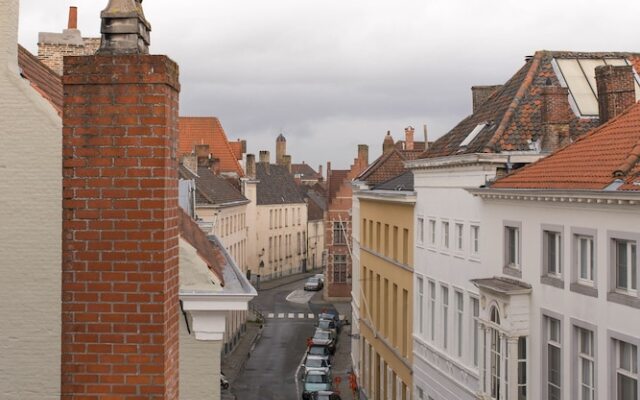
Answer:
552 58 640 117
460 123 488 147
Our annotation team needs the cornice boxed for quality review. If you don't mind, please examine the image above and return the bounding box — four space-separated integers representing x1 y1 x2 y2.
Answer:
466 187 640 206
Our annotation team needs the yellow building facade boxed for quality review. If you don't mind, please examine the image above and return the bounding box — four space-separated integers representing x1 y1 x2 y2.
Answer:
357 192 415 400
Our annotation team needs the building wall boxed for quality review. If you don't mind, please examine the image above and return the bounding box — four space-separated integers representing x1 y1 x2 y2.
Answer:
37 31 99 75
358 197 414 400
180 316 222 400
0 1 62 397
307 218 325 271
411 163 503 400
481 197 640 400
350 188 363 380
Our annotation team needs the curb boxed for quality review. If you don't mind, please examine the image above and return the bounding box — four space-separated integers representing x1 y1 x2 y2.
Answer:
257 273 314 291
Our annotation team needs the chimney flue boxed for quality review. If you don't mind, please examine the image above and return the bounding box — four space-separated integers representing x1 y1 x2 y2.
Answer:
540 85 571 152
67 6 78 30
423 124 429 150
358 144 369 165
283 155 292 174
246 154 256 178
259 150 270 164
595 65 636 124
318 164 323 179
404 127 415 150
98 0 151 55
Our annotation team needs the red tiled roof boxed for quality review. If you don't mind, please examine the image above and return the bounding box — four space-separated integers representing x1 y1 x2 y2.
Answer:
17 45 62 115
178 209 225 285
423 51 640 158
179 117 244 177
491 101 640 191
229 141 243 160
357 149 422 186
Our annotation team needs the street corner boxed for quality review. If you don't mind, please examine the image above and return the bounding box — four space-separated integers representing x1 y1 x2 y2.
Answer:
286 289 316 304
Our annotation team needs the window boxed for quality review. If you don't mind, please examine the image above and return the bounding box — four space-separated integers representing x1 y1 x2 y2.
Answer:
615 239 637 294
615 339 638 400
490 306 502 399
393 226 399 261
333 255 347 282
442 221 450 249
362 219 367 246
417 218 425 245
577 235 595 284
268 237 273 262
384 224 390 256
417 387 424 400
518 336 527 400
505 225 521 269
546 317 562 400
334 222 346 245
456 223 464 251
269 210 273 229
455 291 463 357
429 219 436 246
544 230 563 277
417 277 424 335
402 229 409 265
471 297 479 367
285 209 288 227
369 220 374 248
442 286 449 350
428 281 436 342
577 328 595 400
471 225 480 255
297 232 301 255
376 222 381 252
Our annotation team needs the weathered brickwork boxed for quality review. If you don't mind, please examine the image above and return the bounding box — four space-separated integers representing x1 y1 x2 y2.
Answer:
61 54 181 399
38 36 99 75
595 65 636 124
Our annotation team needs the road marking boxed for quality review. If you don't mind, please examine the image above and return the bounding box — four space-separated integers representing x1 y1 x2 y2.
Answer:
285 289 316 304
294 344 308 399
298 313 305 319
288 313 295 318
308 313 315 319
278 313 285 319
267 313 275 318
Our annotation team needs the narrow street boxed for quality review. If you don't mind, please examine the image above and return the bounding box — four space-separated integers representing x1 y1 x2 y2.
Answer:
231 278 354 400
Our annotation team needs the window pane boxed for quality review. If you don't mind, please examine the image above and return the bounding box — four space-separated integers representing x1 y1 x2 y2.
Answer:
617 374 637 400
632 244 637 290
617 241 629 289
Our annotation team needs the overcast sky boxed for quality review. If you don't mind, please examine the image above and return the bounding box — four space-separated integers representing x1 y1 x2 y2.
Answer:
18 0 640 169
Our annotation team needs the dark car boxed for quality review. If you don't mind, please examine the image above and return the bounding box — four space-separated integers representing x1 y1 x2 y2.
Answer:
311 391 342 400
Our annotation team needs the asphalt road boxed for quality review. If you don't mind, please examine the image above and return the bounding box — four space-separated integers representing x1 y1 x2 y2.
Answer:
232 279 349 400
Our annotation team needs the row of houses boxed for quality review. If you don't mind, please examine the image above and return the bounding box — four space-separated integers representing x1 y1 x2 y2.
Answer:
350 51 640 400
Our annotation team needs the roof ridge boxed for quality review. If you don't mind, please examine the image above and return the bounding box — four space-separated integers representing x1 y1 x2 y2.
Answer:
483 51 543 152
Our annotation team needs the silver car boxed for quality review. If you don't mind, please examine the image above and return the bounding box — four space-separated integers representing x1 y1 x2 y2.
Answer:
304 277 323 291
302 354 331 374
311 328 336 354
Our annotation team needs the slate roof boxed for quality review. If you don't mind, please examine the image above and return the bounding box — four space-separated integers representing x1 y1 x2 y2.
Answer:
178 117 244 177
374 171 414 191
423 51 640 158
17 45 62 115
179 209 224 284
491 101 640 191
179 165 248 206
292 163 322 180
255 163 306 205
357 148 423 186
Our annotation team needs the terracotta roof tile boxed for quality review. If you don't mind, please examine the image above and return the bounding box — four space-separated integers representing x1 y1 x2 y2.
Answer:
357 149 422 186
17 45 62 115
228 141 244 160
179 117 244 177
423 51 639 158
491 101 640 191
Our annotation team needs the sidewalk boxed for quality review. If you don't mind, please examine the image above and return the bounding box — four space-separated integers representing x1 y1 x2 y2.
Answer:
221 318 263 400
254 269 319 291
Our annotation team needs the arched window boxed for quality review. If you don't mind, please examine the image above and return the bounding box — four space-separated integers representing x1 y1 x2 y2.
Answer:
490 306 501 399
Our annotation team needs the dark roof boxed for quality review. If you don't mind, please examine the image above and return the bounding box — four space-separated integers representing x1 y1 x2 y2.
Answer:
256 163 305 205
292 163 321 180
179 165 248 206
357 148 422 185
17 45 62 114
179 209 224 284
423 51 640 158
491 101 640 191
374 171 414 191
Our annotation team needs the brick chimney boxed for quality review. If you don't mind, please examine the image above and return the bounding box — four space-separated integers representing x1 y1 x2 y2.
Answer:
259 150 270 164
68 6 78 30
246 153 256 178
318 164 323 179
472 85 502 113
595 65 636 124
358 144 369 165
283 154 292 174
383 131 394 153
404 126 415 150
540 84 571 152
61 0 180 397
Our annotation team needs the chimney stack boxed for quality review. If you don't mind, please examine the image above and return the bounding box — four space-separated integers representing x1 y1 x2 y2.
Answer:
259 150 270 164
318 164 323 179
404 127 415 150
246 154 256 178
540 84 571 152
595 65 636 124
98 0 151 55
383 131 394 153
195 144 211 167
472 85 502 113
358 144 369 165
61 1 181 396
283 155 292 174
423 124 429 150
67 6 78 30
210 157 221 175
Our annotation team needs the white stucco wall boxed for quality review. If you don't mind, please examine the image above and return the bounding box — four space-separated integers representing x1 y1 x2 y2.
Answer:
179 315 222 400
0 1 62 398
307 219 325 271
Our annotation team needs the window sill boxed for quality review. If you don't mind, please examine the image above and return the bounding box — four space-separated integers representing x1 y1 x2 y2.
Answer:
570 283 598 298
608 291 640 309
503 265 522 279
540 275 565 289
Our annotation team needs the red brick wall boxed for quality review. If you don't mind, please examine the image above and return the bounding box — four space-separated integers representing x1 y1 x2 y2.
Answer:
61 54 180 399
595 65 636 124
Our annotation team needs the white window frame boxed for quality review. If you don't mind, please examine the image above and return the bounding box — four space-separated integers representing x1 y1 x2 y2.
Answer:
471 296 480 368
428 280 436 342
455 290 464 358
577 235 595 284
614 338 638 400
442 221 450 250
417 217 425 247
544 315 562 400
441 285 449 350
471 224 480 256
504 221 522 273
428 219 436 247
543 228 563 278
455 223 464 252
577 327 596 400
417 277 424 335
614 239 637 295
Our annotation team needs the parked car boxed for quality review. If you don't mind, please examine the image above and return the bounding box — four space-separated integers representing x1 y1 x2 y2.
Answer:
316 318 338 337
311 328 336 354
302 354 331 375
311 391 342 400
304 277 323 291
307 344 332 364
314 273 325 284
302 370 332 400
220 373 230 390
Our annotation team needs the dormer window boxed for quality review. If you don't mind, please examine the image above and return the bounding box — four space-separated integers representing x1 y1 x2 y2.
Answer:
460 123 489 148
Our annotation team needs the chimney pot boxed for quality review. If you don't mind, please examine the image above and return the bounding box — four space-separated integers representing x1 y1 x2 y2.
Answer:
98 0 151 55
383 132 394 153
259 150 270 164
423 124 429 150
68 6 78 29
595 65 636 124
404 126 415 150
246 154 256 178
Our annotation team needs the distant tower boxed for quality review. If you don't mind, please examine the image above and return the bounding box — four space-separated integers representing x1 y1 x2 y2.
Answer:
383 131 395 153
276 133 287 165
